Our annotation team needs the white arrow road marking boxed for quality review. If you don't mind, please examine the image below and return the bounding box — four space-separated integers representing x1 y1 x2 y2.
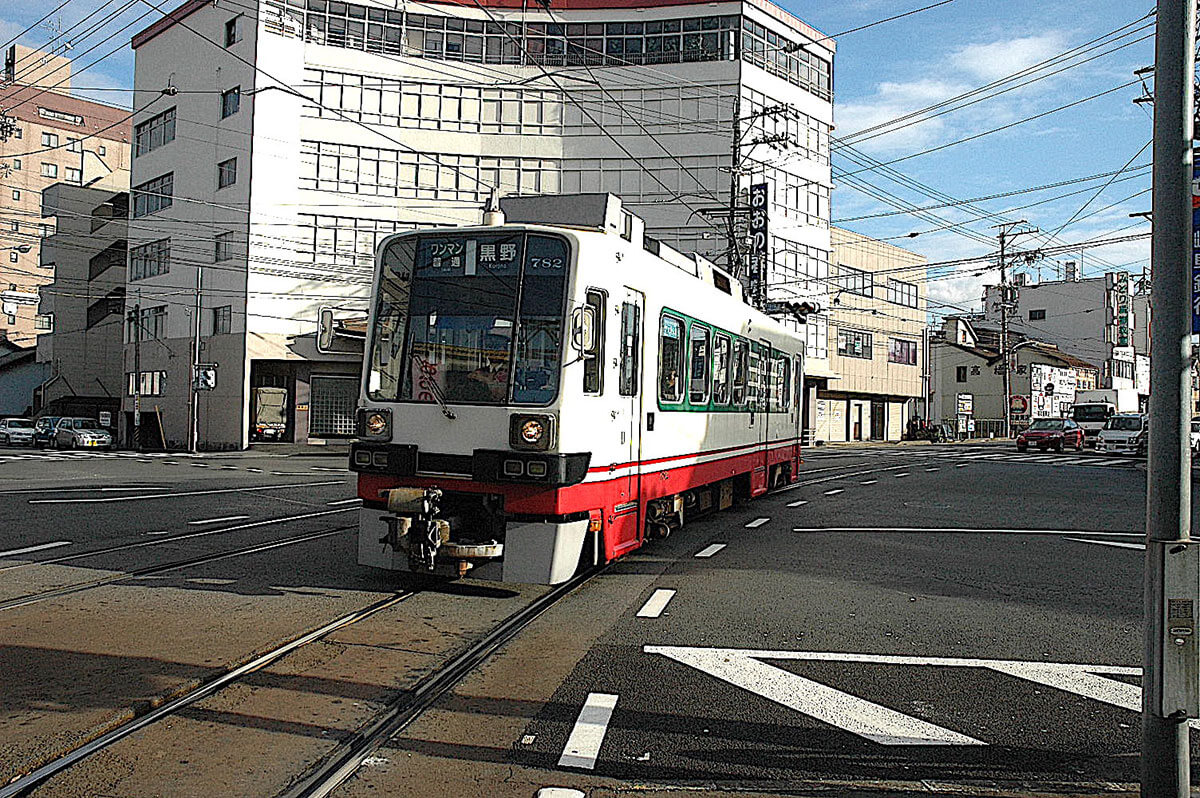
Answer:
558 693 619 769
644 647 1178 742
1065 538 1145 550
645 646 983 746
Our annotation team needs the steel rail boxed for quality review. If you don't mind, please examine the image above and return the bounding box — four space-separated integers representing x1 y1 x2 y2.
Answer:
0 525 355 612
0 589 416 798
278 566 604 798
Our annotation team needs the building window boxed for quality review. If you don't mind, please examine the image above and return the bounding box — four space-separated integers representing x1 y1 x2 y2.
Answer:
8 221 16 232
126 370 167 397
40 162 57 178
65 166 81 183
217 157 237 189
221 87 241 118
12 190 20 201
888 338 918 366
35 313 53 332
127 305 167 341
213 305 232 335
8 252 17 263
837 265 872 297
130 238 170 281
132 172 173 217
11 158 20 170
956 365 968 383
1029 309 1046 320
98 145 106 156
134 107 176 156
225 16 243 46
40 132 58 147
214 231 235 261
66 138 81 153
886 278 919 308
837 329 873 359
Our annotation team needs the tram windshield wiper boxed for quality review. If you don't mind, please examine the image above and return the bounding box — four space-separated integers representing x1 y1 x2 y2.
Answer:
411 352 457 420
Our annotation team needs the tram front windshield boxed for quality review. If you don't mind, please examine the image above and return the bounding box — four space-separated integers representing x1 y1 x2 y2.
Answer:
367 232 569 406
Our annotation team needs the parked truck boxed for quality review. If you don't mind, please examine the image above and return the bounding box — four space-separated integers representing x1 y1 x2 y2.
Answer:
1070 388 1140 445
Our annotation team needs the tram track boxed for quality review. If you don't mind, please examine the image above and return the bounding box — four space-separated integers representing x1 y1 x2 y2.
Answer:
0 524 356 612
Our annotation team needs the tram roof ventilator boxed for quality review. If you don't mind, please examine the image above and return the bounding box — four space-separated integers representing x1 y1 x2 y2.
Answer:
499 192 744 304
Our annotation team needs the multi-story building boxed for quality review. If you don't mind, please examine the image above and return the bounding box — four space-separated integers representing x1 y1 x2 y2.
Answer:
33 184 128 426
980 272 1143 405
810 227 927 442
931 316 1099 437
126 0 835 449
0 45 132 347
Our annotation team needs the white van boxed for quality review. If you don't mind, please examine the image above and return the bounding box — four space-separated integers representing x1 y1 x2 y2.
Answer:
1096 414 1147 456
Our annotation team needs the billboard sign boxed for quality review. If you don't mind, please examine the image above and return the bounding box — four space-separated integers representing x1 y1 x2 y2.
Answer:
1030 363 1077 418
956 393 973 415
749 182 769 260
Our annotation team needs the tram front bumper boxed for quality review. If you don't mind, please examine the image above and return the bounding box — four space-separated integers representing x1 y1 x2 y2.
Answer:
356 507 588 585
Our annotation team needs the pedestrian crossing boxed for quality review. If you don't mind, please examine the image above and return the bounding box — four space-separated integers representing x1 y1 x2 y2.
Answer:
0 449 186 463
803 445 1143 469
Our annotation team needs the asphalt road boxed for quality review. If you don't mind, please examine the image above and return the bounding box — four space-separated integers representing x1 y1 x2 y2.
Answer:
0 442 1189 797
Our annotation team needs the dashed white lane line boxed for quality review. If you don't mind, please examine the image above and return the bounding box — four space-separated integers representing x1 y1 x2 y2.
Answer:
955 464 968 468
191 463 209 468
219 465 239 470
188 515 250 526
636 589 677 618
823 489 844 496
925 467 940 472
786 500 808 507
247 468 263 473
695 543 726 558
860 480 877 485
0 541 71 558
744 517 770 529
895 473 909 478
326 498 363 507
1065 537 1145 551
311 466 346 472
558 693 619 770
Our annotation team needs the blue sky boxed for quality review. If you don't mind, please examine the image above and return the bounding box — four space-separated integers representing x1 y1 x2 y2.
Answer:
0 0 1156 314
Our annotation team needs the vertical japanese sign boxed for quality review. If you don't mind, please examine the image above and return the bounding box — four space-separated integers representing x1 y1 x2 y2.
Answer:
749 183 769 302
1115 272 1130 346
1192 157 1200 332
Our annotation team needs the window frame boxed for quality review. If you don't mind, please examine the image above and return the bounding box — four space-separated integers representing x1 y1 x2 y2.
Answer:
217 157 238 189
582 288 606 395
713 333 731 405
213 305 232 335
221 86 242 119
687 322 712 405
837 328 873 360
1029 309 1046 320
618 300 640 398
955 365 968 383
225 15 243 46
732 338 748 406
657 312 685 404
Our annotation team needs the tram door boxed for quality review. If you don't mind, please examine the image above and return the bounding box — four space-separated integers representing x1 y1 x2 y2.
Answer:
751 340 773 496
611 289 644 553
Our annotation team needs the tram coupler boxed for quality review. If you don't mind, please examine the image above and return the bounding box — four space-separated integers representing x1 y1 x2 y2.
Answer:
380 487 448 573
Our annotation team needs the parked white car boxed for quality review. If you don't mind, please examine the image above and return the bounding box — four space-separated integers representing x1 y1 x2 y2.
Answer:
1096 414 1147 456
0 417 34 446
53 417 113 450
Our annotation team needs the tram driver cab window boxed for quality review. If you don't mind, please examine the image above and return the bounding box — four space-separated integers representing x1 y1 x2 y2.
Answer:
659 314 684 403
688 324 711 404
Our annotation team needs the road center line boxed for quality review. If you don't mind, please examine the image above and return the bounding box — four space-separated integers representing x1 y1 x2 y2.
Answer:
558 693 619 770
695 543 726 558
925 467 940 472
744 517 769 529
326 498 363 507
0 541 71 558
895 473 909 478
28 480 345 504
824 489 844 496
636 589 677 618
786 500 808 507
955 464 968 468
188 515 251 526
860 480 877 485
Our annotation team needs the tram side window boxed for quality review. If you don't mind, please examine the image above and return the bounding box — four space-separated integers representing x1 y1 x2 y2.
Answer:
619 301 640 397
732 339 748 406
688 324 711 404
778 355 790 410
659 314 684 403
795 353 803 407
713 334 731 405
747 348 761 408
583 290 605 394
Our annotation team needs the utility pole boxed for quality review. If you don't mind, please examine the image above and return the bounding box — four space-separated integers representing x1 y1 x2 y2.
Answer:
727 90 743 281
992 220 1029 439
131 296 141 452
1143 0 1196 793
188 264 203 453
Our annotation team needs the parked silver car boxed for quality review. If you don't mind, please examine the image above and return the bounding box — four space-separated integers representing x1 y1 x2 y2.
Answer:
53 417 113 450
0 417 35 446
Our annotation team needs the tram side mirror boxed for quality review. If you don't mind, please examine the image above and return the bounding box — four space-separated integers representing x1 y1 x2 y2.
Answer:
570 306 598 358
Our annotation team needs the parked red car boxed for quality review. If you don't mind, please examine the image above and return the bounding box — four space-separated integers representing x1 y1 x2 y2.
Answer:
1016 418 1085 452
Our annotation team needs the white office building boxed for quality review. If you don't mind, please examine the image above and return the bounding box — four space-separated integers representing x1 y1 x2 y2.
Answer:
126 0 834 448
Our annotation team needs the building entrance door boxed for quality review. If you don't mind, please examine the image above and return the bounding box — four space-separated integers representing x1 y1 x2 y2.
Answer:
870 401 886 440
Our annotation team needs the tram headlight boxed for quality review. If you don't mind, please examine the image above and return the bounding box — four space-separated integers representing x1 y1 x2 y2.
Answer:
509 413 555 451
357 408 392 441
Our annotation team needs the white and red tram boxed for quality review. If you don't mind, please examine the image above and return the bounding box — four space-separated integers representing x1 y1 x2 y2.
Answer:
350 195 807 584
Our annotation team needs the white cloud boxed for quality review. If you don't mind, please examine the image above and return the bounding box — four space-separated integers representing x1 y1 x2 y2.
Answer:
951 33 1070 84
0 17 25 44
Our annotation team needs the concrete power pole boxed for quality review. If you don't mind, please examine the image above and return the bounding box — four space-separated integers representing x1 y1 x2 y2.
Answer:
188 264 203 453
1143 0 1197 794
992 220 1028 439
